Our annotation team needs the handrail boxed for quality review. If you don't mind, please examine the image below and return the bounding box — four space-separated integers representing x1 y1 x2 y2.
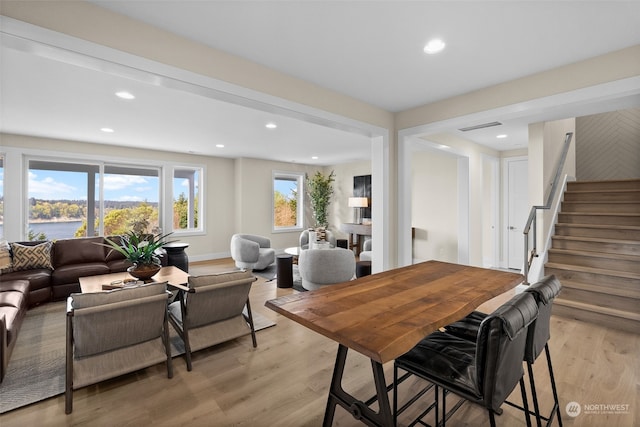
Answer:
522 132 573 284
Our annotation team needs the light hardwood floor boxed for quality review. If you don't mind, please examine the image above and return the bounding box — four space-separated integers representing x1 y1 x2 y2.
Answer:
1 259 637 426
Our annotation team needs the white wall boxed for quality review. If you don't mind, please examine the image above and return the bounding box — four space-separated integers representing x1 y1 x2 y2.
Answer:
411 151 458 263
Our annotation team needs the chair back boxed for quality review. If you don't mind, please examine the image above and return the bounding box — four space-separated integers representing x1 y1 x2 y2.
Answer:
69 282 168 358
185 271 254 328
476 292 538 412
524 275 562 363
298 248 355 290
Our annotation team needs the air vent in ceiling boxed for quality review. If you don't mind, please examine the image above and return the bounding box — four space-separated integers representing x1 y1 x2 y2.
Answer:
458 121 502 132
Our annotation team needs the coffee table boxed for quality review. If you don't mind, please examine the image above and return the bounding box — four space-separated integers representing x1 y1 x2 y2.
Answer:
79 266 190 293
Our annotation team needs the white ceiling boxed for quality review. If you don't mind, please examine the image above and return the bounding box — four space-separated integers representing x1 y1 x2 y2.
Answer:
2 1 640 162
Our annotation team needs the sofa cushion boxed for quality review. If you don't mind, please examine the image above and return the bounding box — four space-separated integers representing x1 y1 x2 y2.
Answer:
0 280 29 295
52 263 111 286
10 241 53 271
52 237 106 268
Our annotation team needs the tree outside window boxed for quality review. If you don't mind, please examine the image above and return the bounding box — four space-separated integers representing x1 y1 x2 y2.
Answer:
273 172 303 230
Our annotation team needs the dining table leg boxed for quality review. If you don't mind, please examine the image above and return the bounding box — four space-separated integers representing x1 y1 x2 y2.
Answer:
323 344 394 427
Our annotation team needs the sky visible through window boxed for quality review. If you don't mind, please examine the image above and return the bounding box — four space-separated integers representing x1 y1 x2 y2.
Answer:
25 169 193 202
274 178 297 198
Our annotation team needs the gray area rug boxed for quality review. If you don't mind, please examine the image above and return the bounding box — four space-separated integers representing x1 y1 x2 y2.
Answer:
0 300 275 413
253 264 306 292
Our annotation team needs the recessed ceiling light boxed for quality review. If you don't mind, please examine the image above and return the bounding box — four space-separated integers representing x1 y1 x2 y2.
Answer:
311 156 319 160
100 127 114 133
115 91 135 100
216 144 224 148
424 39 446 54
496 134 508 139
265 123 277 129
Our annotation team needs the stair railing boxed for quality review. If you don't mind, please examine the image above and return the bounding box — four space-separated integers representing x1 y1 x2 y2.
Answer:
523 132 574 285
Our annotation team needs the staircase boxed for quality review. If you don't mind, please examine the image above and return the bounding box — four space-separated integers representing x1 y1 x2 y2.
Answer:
546 179 640 334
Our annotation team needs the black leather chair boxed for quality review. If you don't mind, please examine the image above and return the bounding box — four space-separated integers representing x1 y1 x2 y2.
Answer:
394 291 538 427
445 276 563 427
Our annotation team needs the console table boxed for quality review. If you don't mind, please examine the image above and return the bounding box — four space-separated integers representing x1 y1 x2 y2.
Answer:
339 223 371 255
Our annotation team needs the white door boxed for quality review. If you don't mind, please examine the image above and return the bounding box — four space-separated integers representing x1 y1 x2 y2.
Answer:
506 158 528 270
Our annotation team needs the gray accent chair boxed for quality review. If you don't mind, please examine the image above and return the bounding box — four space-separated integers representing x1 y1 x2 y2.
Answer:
298 248 356 291
168 270 257 371
65 281 173 414
359 238 372 261
230 234 276 271
299 229 337 249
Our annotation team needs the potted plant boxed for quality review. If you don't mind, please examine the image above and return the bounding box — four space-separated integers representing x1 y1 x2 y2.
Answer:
306 170 335 228
102 231 176 280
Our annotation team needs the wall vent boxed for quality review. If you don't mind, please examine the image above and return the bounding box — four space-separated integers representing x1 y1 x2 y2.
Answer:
458 121 502 132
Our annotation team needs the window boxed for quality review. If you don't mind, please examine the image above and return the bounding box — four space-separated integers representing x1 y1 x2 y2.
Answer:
0 156 4 239
273 171 303 231
27 160 160 240
102 165 160 236
173 167 202 232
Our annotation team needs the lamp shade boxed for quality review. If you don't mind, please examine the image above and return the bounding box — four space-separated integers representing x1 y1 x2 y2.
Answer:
348 197 369 208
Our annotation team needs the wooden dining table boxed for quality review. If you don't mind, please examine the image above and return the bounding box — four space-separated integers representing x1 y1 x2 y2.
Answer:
265 260 523 427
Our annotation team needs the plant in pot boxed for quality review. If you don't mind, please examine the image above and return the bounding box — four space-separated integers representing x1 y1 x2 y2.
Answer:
102 231 176 281
306 170 335 228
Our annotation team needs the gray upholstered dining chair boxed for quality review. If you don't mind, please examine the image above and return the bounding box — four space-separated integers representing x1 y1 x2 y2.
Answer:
394 291 538 427
168 270 257 371
230 234 276 271
65 281 173 414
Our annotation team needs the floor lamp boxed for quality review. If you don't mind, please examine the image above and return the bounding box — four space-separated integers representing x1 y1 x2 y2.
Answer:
348 197 369 224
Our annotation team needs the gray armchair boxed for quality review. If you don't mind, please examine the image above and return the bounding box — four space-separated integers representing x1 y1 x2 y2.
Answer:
65 281 172 414
168 270 257 371
299 228 337 249
230 234 276 271
298 248 356 291
359 238 372 261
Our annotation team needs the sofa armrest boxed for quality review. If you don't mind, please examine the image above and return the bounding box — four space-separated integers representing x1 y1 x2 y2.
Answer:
1 313 7 383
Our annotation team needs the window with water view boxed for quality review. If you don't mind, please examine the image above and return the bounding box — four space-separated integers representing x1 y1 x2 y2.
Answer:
27 160 161 240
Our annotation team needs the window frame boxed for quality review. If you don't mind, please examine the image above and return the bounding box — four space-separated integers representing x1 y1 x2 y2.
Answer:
171 165 204 235
7 151 206 241
272 170 304 233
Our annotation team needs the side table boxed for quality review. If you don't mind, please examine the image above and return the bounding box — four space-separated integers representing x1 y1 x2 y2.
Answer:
162 242 189 273
276 255 293 288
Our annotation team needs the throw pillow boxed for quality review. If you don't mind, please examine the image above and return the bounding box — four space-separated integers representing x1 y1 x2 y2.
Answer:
0 240 12 274
10 241 53 271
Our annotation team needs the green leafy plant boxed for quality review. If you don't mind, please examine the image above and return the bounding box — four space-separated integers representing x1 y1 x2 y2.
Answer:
306 170 335 228
101 231 176 266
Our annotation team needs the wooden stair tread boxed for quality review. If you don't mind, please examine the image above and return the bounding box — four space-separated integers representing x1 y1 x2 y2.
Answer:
554 299 640 321
556 223 640 231
548 247 639 261
552 235 640 245
545 262 640 280
560 279 640 299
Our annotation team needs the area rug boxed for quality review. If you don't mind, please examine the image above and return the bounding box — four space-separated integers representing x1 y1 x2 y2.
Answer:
0 300 275 414
253 264 306 292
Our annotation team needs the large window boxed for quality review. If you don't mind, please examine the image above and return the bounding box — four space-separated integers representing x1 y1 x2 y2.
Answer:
273 171 303 231
27 160 160 240
173 167 201 232
0 156 4 239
